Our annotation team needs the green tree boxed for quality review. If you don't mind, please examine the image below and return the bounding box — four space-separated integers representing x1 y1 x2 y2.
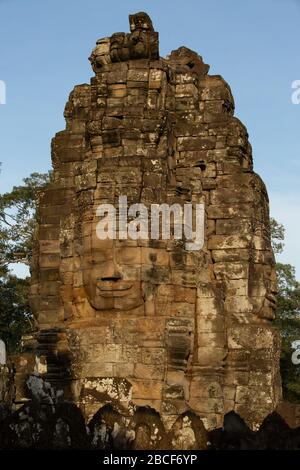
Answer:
271 218 300 402
0 274 33 353
270 217 285 255
0 169 51 268
0 168 51 352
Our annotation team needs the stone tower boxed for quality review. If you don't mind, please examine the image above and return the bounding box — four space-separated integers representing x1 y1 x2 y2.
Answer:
15 12 281 432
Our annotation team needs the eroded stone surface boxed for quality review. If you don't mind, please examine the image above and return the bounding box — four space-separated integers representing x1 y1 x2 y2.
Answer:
12 11 281 434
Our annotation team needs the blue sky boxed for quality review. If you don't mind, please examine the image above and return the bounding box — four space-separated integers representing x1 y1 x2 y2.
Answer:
0 0 299 276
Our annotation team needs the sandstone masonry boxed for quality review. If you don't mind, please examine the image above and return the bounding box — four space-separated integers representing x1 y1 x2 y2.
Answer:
12 12 281 436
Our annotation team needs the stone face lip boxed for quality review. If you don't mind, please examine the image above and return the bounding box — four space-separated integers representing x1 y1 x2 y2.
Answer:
9 11 282 442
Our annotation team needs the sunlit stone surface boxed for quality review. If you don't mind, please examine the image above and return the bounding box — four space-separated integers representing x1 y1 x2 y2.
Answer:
13 12 281 434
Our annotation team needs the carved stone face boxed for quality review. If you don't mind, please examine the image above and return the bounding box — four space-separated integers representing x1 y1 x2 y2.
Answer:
28 13 281 431
80 192 181 312
250 263 278 320
80 198 203 314
82 236 145 312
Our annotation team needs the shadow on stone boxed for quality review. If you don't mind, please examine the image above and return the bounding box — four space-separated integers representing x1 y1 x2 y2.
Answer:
130 406 168 450
208 411 257 450
169 411 208 450
88 404 130 450
0 402 88 449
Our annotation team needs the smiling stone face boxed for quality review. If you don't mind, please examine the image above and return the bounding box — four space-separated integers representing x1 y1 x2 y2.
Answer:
79 170 199 315
249 263 278 320
82 235 146 312
24 12 282 432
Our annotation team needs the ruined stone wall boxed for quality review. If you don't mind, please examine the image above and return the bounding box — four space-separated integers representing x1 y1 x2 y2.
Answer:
20 12 282 432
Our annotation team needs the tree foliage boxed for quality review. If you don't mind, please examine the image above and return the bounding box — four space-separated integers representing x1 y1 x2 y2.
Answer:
0 274 32 353
0 168 51 352
270 217 285 256
0 169 51 268
271 218 300 403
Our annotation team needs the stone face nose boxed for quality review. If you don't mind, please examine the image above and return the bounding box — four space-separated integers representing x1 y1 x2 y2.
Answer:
97 261 122 282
